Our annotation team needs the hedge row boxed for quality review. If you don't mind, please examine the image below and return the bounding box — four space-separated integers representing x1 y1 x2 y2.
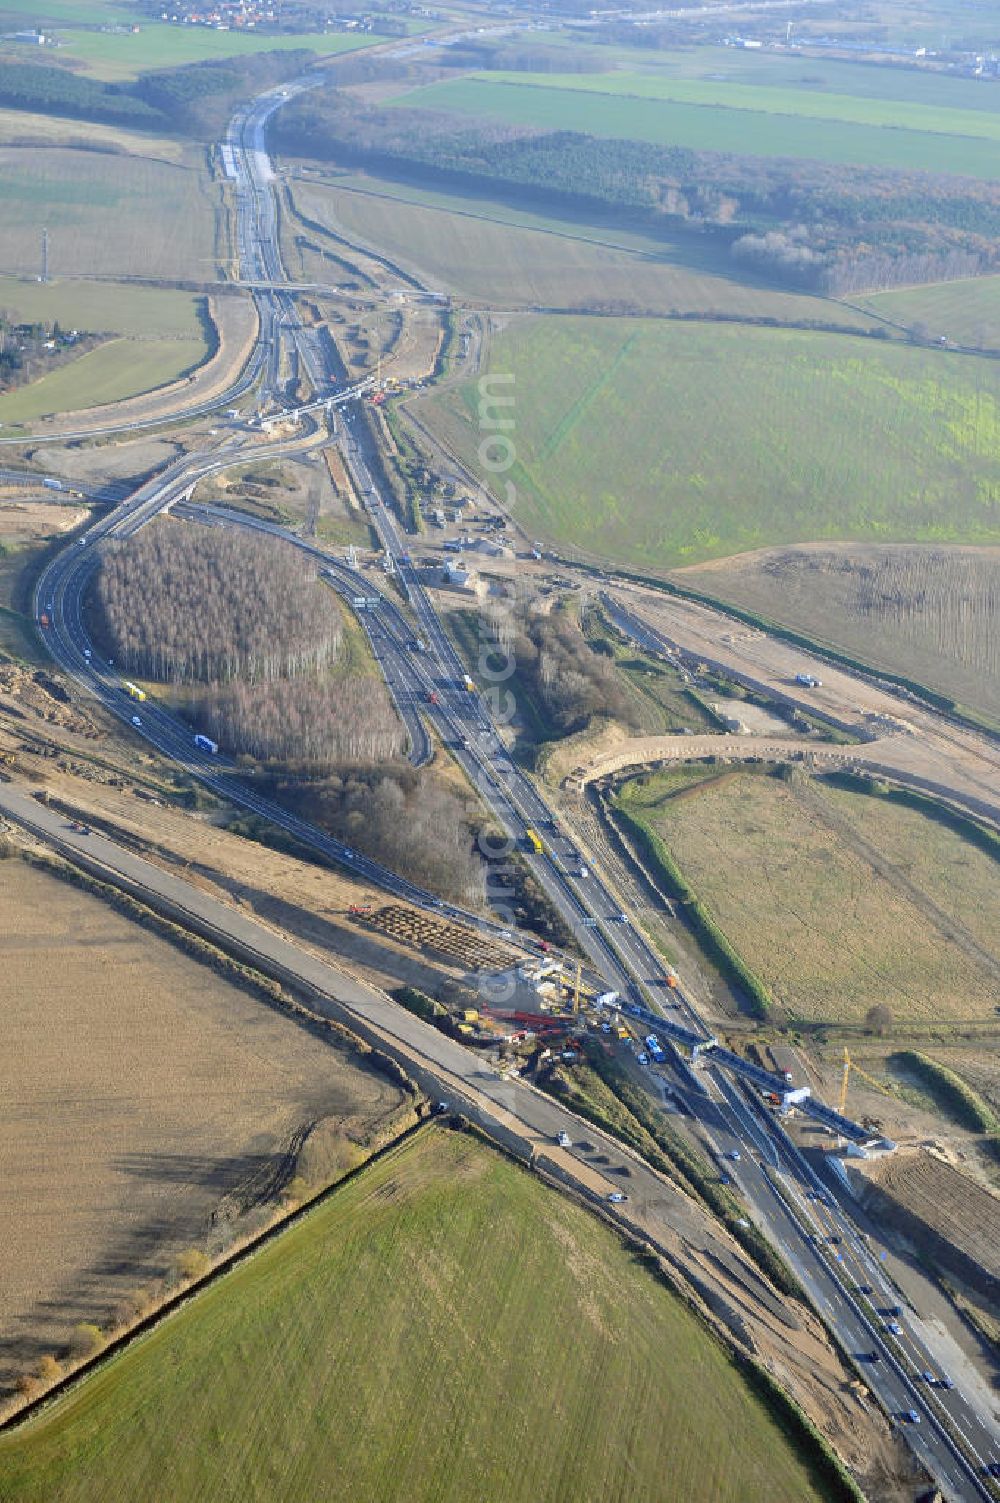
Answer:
823 771 1000 863
740 1357 869 1503
541 1052 800 1301
391 985 446 1024
894 1050 1000 1135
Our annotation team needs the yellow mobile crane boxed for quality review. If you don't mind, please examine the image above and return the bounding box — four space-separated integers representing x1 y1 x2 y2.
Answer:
837 1047 903 1115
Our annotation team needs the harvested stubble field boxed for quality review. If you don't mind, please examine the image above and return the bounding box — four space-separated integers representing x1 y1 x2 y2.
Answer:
680 544 1000 726
289 173 880 324
0 147 219 281
418 316 1000 569
390 75 997 178
618 769 1000 1026
0 108 181 161
0 855 404 1394
0 1127 842 1503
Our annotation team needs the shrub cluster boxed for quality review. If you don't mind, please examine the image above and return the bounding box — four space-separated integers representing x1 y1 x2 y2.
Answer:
893 1051 1000 1135
514 610 639 737
261 764 485 906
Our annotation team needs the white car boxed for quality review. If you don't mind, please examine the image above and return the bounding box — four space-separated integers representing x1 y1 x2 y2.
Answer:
557 1131 571 1148
607 1191 628 1204
131 714 142 727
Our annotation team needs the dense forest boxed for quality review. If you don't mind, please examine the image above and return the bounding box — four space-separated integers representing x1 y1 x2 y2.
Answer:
277 92 1000 293
96 527 398 770
201 676 406 764
0 51 313 139
259 763 486 904
97 523 341 684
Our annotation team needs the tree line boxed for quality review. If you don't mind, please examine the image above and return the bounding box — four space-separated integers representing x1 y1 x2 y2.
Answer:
0 50 314 140
276 91 1000 294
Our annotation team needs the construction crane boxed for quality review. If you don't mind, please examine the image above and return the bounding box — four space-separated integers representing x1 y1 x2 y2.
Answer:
837 1047 902 1115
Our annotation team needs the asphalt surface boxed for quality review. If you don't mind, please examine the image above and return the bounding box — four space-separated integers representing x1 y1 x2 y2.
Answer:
15 76 1000 1500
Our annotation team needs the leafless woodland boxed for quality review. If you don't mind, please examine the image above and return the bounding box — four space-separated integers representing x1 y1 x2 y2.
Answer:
202 678 406 765
95 522 408 766
96 523 341 684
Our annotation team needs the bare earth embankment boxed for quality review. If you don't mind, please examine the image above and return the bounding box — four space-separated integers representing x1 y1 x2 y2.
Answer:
679 544 1000 726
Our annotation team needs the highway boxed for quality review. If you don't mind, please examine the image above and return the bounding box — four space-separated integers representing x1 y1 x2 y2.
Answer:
20 74 1000 1501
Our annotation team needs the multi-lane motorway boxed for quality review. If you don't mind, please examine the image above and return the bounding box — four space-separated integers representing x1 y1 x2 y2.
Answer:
15 74 1000 1500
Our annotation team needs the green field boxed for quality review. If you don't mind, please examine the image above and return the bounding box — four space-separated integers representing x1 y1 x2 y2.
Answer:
618 770 1000 1026
0 147 218 280
0 0 134 21
292 172 881 323
51 24 390 81
485 69 1000 141
0 277 208 337
390 76 998 178
0 336 205 422
0 279 211 424
860 276 1000 349
0 1128 839 1503
532 38 1000 110
416 315 1000 568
